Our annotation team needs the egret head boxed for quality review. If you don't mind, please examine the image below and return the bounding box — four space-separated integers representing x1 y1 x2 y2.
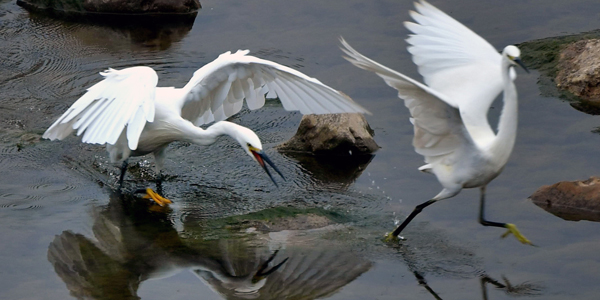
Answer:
233 126 285 187
503 45 529 73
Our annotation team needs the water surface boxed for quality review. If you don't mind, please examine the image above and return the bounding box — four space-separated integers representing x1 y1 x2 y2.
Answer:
1 0 600 299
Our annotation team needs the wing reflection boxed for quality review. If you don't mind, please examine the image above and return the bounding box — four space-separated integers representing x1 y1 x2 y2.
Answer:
48 191 372 299
194 237 371 300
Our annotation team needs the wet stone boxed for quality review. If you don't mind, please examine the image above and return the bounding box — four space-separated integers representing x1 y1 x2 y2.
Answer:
555 39 600 114
277 113 379 156
518 31 600 115
529 176 600 221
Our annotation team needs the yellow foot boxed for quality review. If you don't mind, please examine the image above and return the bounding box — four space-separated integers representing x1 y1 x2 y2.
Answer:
141 188 173 206
383 232 405 243
501 223 533 245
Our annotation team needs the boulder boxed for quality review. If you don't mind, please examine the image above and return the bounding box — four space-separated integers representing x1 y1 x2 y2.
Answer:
555 39 600 114
277 113 379 156
518 32 600 115
529 176 600 221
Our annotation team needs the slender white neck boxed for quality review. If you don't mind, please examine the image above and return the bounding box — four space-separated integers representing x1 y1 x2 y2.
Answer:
178 120 243 146
490 57 518 165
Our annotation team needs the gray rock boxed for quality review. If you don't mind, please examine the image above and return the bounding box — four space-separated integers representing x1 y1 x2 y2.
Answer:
277 113 379 155
529 176 600 222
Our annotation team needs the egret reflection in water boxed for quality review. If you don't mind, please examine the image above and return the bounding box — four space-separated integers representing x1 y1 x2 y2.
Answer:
47 191 372 299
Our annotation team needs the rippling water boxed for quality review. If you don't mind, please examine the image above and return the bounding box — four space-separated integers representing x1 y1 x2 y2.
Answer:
2 0 600 299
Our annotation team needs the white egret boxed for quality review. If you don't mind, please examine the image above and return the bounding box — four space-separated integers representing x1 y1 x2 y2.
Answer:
340 0 531 244
43 50 369 205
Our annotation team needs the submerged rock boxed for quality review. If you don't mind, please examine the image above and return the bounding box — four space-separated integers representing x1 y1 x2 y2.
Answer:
277 113 379 155
529 176 600 222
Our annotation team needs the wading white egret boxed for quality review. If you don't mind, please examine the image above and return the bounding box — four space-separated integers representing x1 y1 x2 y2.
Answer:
340 0 531 244
43 50 369 205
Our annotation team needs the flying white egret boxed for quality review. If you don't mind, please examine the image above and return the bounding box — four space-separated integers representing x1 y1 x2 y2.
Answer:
43 49 369 205
340 0 531 244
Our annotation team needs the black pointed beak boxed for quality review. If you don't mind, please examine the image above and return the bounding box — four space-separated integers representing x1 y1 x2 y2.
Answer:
251 150 286 187
514 58 529 73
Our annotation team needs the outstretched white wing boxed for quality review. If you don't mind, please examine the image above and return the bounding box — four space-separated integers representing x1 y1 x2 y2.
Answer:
43 67 157 150
405 0 511 141
406 0 504 104
177 50 370 126
341 38 473 164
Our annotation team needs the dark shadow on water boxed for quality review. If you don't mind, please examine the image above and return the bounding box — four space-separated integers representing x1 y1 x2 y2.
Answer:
23 6 198 50
47 190 372 299
388 237 543 300
480 275 543 299
280 152 374 187
409 270 543 300
531 199 600 222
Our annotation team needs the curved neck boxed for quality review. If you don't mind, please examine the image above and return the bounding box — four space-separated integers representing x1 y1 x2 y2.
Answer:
490 59 518 165
179 120 242 146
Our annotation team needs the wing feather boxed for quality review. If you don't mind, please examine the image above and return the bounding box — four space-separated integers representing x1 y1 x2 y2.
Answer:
231 79 245 101
341 38 474 162
43 66 158 150
177 50 369 126
406 0 505 143
278 73 332 113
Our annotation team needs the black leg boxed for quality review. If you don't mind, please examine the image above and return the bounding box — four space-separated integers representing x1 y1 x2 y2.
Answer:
118 159 129 189
391 199 437 237
478 186 506 228
155 172 164 196
478 186 533 245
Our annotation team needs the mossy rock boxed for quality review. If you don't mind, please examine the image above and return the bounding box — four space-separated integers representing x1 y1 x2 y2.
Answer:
519 30 600 115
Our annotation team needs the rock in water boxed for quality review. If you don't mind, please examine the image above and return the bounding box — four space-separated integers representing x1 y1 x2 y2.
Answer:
555 39 600 114
277 113 379 155
529 176 600 221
